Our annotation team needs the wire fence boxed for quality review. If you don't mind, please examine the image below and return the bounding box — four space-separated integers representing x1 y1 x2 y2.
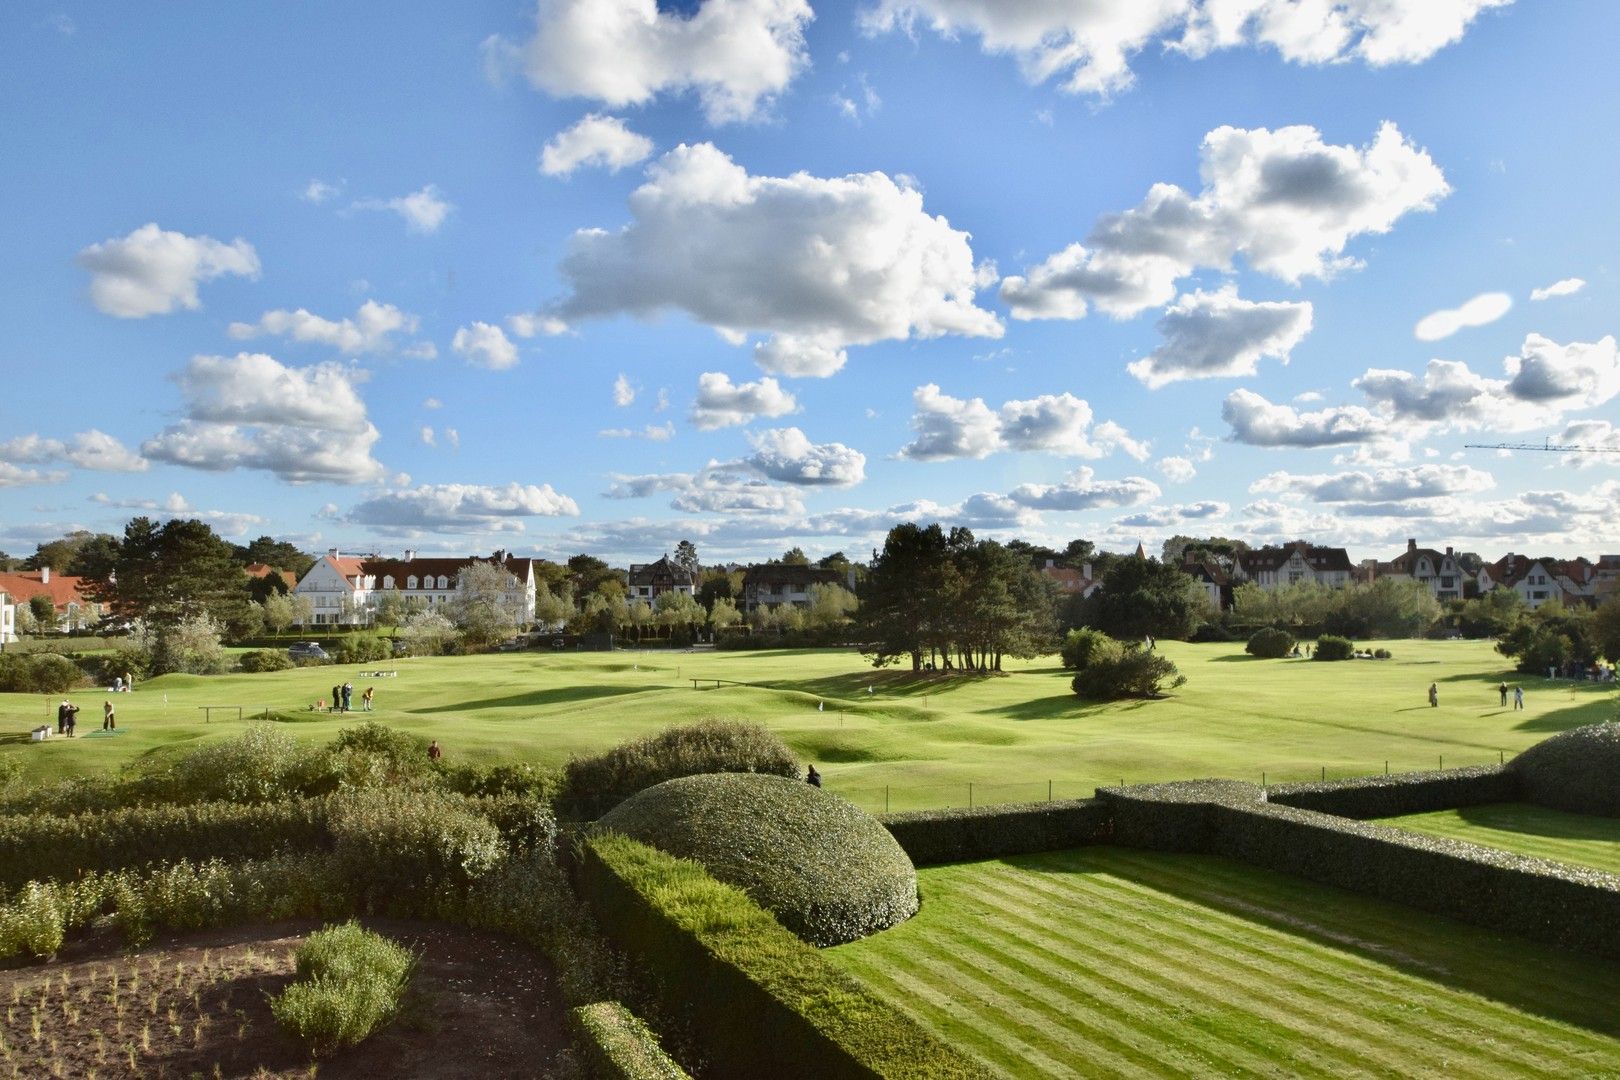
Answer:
833 751 1514 815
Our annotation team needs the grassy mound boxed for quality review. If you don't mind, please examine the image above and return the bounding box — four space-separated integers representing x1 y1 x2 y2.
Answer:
1510 721 1620 817
594 773 918 946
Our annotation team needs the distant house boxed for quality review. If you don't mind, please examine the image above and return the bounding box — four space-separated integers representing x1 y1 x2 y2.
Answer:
1181 560 1231 612
1376 540 1467 601
0 590 14 645
1476 553 1588 611
293 548 537 626
244 562 298 591
1040 559 1100 600
1232 542 1354 591
627 556 696 603
741 564 852 612
0 567 102 632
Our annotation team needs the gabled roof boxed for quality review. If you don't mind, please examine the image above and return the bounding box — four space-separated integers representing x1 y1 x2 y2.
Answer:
244 563 298 588
743 564 843 588
628 555 695 586
362 555 534 585
1236 542 1353 575
0 570 95 609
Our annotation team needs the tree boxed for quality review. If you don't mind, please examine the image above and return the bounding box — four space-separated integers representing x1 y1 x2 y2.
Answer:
1451 589 1525 639
673 540 700 576
655 590 704 642
816 551 853 574
448 560 524 649
1593 595 1620 664
1086 557 1205 640
262 592 300 636
150 613 226 675
709 597 741 632
1162 535 1247 569
780 547 811 566
234 536 315 578
0 550 16 571
625 599 653 642
534 581 572 630
24 531 99 573
568 554 620 597
65 533 121 595
806 583 858 631
110 518 250 632
28 594 57 629
856 523 950 670
399 609 456 656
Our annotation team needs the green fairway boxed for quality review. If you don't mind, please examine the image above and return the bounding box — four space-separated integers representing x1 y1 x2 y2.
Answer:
1381 803 1620 876
827 848 1620 1079
2 641 1613 810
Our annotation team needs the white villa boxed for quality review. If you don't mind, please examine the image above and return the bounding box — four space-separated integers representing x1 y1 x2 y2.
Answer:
293 549 538 627
1232 542 1355 590
0 590 14 645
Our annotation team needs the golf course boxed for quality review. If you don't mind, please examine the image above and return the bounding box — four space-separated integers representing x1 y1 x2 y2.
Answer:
4 639 1613 811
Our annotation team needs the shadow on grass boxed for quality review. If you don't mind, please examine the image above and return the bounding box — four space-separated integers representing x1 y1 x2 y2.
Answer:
1017 847 1620 1039
776 669 1002 701
411 684 661 714
1456 803 1620 843
0 733 35 746
987 693 1124 721
1208 653 1266 662
1513 691 1618 732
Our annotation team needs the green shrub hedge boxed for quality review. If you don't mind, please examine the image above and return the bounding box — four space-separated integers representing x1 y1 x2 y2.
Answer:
331 788 504 905
568 1001 691 1080
238 649 294 673
557 720 799 821
579 834 990 1080
1268 766 1519 819
1509 721 1620 817
272 921 416 1057
595 773 916 946
1059 627 1118 670
881 799 1112 866
1245 627 1294 659
1072 648 1186 700
0 652 84 692
1314 634 1354 661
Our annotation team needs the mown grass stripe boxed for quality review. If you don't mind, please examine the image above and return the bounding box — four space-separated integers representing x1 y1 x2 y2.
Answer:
974 863 1608 1076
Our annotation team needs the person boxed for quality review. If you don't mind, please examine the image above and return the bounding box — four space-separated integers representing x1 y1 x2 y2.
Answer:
56 699 70 735
362 686 374 711
806 764 822 788
341 681 353 712
1514 685 1524 710
112 675 123 693
427 739 443 762
124 671 133 692
331 684 341 714
62 701 79 737
1428 682 1439 708
103 699 116 731
1498 681 1509 707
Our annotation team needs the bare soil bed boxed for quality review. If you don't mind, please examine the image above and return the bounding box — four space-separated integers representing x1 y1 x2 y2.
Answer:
0 918 570 1079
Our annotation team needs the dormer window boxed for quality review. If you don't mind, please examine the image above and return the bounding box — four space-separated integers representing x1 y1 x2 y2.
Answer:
383 576 394 589
438 575 449 589
407 575 418 590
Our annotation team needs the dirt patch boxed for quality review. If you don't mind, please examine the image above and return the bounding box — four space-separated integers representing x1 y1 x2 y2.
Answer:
0 918 570 1078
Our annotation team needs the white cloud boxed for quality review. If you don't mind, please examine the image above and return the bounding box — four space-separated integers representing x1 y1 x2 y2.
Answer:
540 114 655 176
898 384 1144 461
506 313 572 338
1006 466 1162 511
613 374 636 406
140 353 386 485
0 430 147 473
1413 291 1511 341
744 427 866 486
1557 420 1620 468
1157 456 1197 483
1116 501 1229 528
423 397 443 410
862 1 1508 96
1002 122 1448 320
452 322 520 370
86 492 265 537
302 179 341 204
0 463 68 488
354 185 452 234
77 223 260 318
342 482 579 533
1530 277 1586 302
445 428 460 449
690 371 798 429
1250 464 1496 502
606 466 805 515
1503 333 1620 408
552 143 1002 377
1128 286 1312 388
1222 388 1387 447
512 0 813 124
228 300 421 354
598 422 677 441
420 427 436 447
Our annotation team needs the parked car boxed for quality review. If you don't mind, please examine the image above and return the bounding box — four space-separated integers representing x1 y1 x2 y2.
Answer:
552 638 566 650
495 638 526 652
287 642 329 660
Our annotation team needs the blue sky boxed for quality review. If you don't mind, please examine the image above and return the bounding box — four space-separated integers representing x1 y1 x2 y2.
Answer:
2 0 1616 566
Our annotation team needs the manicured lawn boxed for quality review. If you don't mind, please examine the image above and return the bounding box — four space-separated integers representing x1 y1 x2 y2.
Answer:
828 848 1620 1079
1381 803 1620 876
2 641 1612 810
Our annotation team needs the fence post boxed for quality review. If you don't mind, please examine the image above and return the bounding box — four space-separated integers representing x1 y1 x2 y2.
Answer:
1499 749 1504 765
1439 754 1443 771
1262 771 1266 789
968 782 974 809
1048 779 1053 802
884 786 889 815
1321 766 1326 782
1385 760 1389 775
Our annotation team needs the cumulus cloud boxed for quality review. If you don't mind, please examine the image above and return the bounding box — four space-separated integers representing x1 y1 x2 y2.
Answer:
86 492 265 537
540 114 655 177
1129 287 1312 388
1157 456 1197 483
1001 122 1448 320
744 427 866 486
302 179 341 204
690 371 798 429
1222 388 1387 447
1531 277 1585 302
1558 419 1620 468
342 482 579 534
0 462 68 488
77 223 260 318
1005 466 1161 511
606 466 805 515
0 430 147 473
507 313 571 338
229 300 421 354
551 143 1001 377
598 423 676 441
1413 291 1511 341
1250 464 1496 503
613 374 636 406
1116 501 1229 528
510 0 812 124
354 185 452 234
862 1 1507 96
898 384 1144 461
1503 333 1620 407
141 353 386 485
452 322 520 370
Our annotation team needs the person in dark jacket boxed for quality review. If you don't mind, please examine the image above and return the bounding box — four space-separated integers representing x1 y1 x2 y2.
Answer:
806 765 822 788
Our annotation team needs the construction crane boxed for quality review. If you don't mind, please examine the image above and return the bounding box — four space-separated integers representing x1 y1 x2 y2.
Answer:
1464 438 1620 453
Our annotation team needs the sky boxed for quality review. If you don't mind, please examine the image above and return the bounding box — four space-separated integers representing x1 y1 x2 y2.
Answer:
2 0 1618 568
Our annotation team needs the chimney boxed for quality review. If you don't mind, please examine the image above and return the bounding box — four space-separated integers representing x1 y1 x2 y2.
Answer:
1407 539 1417 553
328 547 339 558
403 549 415 563
1445 546 1454 558
1082 562 1093 580
40 567 50 584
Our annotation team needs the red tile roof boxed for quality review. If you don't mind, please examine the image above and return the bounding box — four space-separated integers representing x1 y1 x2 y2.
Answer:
0 571 95 610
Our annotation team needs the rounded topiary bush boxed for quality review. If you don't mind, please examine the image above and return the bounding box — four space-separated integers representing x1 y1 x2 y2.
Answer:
1060 627 1119 670
1314 634 1355 661
1510 721 1620 817
1245 627 1295 659
594 773 917 946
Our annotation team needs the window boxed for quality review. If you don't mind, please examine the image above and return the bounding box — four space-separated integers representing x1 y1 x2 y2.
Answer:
1288 571 1305 584
437 575 449 589
383 576 394 589
407 576 418 590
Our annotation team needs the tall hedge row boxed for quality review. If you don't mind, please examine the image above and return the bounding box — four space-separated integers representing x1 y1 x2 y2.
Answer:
1267 765 1520 819
568 1001 692 1080
579 834 990 1080
881 798 1112 866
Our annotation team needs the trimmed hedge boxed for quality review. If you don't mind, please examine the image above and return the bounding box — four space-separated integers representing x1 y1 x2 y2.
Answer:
881 798 1111 866
579 834 991 1080
1314 634 1354 661
1268 766 1520 820
557 721 799 821
595 773 917 946
569 1001 691 1080
1245 627 1294 659
1509 721 1620 817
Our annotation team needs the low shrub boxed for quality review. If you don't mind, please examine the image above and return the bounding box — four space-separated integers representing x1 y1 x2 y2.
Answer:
1267 766 1519 819
569 1001 691 1080
272 922 416 1057
0 652 84 693
442 761 556 801
1509 721 1620 817
1059 627 1119 670
557 720 799 821
1245 626 1294 659
1072 648 1186 700
1314 634 1355 661
579 834 990 1080
1373 647 1393 659
325 721 435 790
331 788 504 904
238 649 294 673
881 799 1112 866
335 636 391 665
595 773 917 946
150 724 329 804
1189 622 1240 643
0 883 66 959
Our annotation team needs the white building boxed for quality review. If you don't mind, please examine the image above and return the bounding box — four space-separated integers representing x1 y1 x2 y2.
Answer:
0 590 15 645
1232 542 1355 590
293 549 537 627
